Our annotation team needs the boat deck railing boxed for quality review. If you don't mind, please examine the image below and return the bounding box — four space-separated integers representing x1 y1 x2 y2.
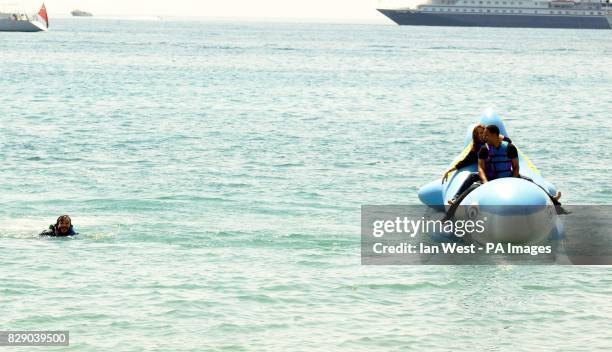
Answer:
2 13 33 21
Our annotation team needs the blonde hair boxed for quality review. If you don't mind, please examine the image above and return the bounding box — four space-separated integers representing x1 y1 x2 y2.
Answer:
471 124 485 152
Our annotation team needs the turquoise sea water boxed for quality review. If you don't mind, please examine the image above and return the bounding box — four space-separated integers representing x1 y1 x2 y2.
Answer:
1 19 612 351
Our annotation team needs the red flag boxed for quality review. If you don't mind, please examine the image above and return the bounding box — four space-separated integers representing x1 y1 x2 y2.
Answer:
38 3 48 28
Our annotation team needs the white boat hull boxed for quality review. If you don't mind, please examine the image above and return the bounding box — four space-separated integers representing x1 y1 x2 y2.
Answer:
0 18 47 32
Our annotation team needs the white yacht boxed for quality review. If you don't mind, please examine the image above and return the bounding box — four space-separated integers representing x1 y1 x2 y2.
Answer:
0 3 48 32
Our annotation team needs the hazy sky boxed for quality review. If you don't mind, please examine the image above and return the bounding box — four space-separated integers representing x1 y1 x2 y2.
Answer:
11 0 412 22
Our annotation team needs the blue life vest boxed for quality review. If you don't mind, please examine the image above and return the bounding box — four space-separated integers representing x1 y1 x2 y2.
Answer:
42 225 77 237
485 140 513 180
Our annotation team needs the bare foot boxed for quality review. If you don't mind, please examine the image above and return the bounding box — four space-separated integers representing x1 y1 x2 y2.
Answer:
553 191 561 201
447 199 455 205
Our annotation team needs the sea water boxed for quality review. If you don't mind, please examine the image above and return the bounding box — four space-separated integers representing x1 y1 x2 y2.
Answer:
1 19 611 351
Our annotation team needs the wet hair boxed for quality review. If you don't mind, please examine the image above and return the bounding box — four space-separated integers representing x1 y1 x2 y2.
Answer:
485 125 500 135
55 215 72 227
471 124 485 151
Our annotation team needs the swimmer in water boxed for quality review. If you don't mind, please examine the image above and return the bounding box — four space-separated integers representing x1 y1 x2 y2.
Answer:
39 215 78 237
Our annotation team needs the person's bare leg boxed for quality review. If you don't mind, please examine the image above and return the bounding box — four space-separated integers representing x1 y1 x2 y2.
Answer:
553 191 561 201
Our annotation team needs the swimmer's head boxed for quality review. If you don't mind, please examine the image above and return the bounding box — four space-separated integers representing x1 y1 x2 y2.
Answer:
55 215 72 235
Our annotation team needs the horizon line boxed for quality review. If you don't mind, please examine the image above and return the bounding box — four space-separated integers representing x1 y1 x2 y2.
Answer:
47 13 394 25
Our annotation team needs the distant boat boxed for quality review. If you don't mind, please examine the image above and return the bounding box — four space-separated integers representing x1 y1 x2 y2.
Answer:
378 0 612 30
71 9 93 17
0 3 48 32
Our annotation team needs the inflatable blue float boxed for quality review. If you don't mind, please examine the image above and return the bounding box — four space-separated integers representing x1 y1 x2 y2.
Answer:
418 109 561 244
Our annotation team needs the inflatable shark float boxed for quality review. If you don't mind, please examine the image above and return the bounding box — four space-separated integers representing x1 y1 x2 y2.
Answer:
418 109 562 244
